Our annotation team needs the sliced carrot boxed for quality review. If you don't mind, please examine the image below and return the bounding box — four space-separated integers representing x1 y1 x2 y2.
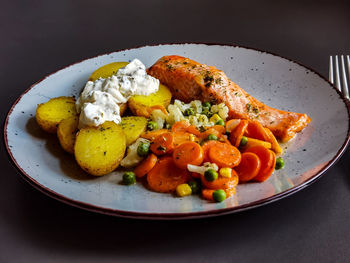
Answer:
201 140 220 162
208 142 241 168
246 120 270 141
199 127 221 141
202 189 215 201
264 127 283 155
171 120 190 132
211 125 226 134
229 120 249 147
225 119 241 132
150 132 174 155
147 157 190 192
186 125 201 136
141 129 168 141
134 154 158 178
173 131 198 146
173 142 204 169
191 172 201 178
243 137 272 149
235 152 261 182
202 188 236 201
201 169 239 189
245 146 276 182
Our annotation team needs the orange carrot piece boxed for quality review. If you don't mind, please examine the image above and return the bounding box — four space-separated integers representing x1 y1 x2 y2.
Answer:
235 152 261 182
171 120 190 132
225 119 241 132
201 170 239 189
245 146 276 182
186 125 201 136
173 131 198 146
173 142 204 169
208 142 241 168
134 154 158 178
147 157 190 192
211 125 226 134
246 120 270 141
191 172 201 179
150 105 168 116
150 132 174 155
202 188 236 201
141 129 168 141
202 189 215 201
264 127 283 155
199 127 221 141
229 120 249 147
201 140 220 163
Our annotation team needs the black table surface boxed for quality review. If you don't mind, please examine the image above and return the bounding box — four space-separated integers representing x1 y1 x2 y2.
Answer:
1 0 350 262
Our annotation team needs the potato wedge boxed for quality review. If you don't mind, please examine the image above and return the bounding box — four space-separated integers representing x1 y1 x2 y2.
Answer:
120 116 148 146
128 84 172 117
74 121 126 176
57 116 79 154
36 96 77 133
89 62 129 81
88 61 129 116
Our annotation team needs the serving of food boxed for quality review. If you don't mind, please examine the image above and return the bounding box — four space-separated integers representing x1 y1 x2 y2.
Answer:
35 54 311 203
5 44 349 218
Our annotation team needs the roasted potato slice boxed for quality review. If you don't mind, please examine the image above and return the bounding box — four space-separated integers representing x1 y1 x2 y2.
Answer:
89 62 129 81
120 116 148 146
57 116 79 154
74 121 126 176
128 84 171 117
36 96 77 133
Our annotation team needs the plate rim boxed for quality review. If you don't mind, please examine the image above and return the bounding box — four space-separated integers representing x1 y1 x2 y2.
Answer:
3 42 350 220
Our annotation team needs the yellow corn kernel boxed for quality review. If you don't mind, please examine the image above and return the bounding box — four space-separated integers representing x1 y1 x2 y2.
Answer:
189 134 196 142
220 167 232 178
209 114 222 124
176 184 192 197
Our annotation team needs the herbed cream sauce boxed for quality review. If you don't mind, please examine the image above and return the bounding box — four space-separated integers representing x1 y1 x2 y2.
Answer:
76 59 159 127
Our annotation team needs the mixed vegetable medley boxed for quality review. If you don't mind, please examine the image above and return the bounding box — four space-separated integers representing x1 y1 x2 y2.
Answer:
35 59 285 203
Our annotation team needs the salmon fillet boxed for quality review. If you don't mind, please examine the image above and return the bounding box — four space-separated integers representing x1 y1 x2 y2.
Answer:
147 55 311 142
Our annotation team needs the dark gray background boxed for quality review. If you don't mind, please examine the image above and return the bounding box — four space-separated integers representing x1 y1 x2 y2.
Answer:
1 0 350 262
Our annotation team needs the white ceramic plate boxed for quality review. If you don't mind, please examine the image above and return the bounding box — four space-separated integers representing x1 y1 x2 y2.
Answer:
4 43 350 219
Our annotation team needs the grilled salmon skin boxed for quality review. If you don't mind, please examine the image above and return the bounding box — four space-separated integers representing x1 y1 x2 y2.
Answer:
147 55 311 142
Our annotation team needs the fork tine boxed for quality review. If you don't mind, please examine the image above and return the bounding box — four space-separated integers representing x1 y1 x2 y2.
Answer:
335 55 341 91
329 56 334 84
341 55 349 99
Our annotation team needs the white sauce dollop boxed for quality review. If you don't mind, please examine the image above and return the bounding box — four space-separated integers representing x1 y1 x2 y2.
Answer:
76 59 159 128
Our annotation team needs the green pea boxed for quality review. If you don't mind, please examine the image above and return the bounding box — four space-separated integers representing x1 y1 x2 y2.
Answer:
216 119 225 126
240 136 248 147
123 171 136 185
207 134 218 141
204 168 218 182
188 180 201 194
202 102 211 108
275 157 285 170
147 121 158 131
184 108 195 116
137 142 150 157
213 189 226 202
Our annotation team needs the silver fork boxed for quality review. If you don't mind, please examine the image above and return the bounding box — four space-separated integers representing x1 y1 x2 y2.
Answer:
329 55 350 100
